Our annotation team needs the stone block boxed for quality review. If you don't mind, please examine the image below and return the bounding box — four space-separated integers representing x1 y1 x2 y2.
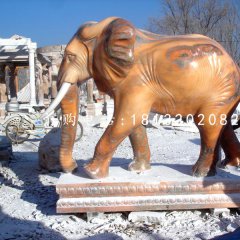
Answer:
128 211 166 223
210 208 230 217
38 128 61 172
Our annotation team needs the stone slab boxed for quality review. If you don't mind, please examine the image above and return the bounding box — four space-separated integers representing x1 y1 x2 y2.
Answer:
56 164 240 213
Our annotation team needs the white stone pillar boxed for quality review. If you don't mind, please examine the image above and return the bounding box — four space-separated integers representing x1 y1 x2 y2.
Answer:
29 47 37 106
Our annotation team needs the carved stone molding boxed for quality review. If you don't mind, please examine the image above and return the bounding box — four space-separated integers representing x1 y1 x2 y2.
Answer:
56 165 240 213
57 181 240 198
57 193 240 213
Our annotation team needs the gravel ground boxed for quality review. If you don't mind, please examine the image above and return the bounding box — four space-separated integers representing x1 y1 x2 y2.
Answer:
1 121 240 240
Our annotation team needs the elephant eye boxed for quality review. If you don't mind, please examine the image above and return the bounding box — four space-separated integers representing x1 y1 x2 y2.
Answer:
67 54 76 62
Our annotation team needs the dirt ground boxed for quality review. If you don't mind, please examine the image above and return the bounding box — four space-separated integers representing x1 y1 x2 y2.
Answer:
1 122 240 240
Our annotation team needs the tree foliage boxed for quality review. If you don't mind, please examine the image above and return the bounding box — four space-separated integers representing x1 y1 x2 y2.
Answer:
148 0 240 64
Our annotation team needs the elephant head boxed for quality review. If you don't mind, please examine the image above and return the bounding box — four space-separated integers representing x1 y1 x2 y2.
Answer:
42 16 136 119
41 17 137 173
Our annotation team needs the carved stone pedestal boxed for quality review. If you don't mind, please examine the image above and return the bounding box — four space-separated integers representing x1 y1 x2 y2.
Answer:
56 164 240 213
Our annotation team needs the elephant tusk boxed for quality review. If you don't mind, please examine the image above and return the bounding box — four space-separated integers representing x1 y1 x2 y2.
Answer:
41 82 72 119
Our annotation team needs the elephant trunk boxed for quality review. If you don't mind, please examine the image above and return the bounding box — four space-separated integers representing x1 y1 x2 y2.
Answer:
59 83 79 172
41 80 79 172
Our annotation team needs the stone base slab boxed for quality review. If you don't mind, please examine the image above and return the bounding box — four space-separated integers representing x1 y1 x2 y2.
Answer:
56 164 240 213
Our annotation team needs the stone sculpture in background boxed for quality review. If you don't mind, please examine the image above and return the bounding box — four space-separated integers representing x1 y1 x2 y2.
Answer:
42 17 240 179
35 60 44 106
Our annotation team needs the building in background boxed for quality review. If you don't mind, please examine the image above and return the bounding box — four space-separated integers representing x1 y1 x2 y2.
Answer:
0 36 67 117
0 36 110 118
0 35 37 116
36 45 66 107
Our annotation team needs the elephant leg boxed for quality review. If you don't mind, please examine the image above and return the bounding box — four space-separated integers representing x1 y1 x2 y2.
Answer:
128 124 151 172
221 121 240 167
84 95 152 179
84 124 125 179
59 83 79 172
192 112 225 177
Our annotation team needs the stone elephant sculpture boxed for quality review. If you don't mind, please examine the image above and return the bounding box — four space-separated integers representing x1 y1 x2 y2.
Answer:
42 17 240 179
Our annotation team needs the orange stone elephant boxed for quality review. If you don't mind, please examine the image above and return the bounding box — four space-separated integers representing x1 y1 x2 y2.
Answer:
42 17 240 179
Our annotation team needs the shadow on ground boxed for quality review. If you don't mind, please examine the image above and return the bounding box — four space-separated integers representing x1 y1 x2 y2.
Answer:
0 206 66 240
0 149 68 239
2 151 60 215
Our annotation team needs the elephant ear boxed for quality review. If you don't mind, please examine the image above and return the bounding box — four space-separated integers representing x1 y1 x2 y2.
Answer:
104 18 136 77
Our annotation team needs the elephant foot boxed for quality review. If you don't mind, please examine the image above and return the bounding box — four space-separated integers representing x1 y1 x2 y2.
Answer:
128 160 151 172
62 160 78 173
221 156 240 167
84 159 110 179
192 161 216 177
